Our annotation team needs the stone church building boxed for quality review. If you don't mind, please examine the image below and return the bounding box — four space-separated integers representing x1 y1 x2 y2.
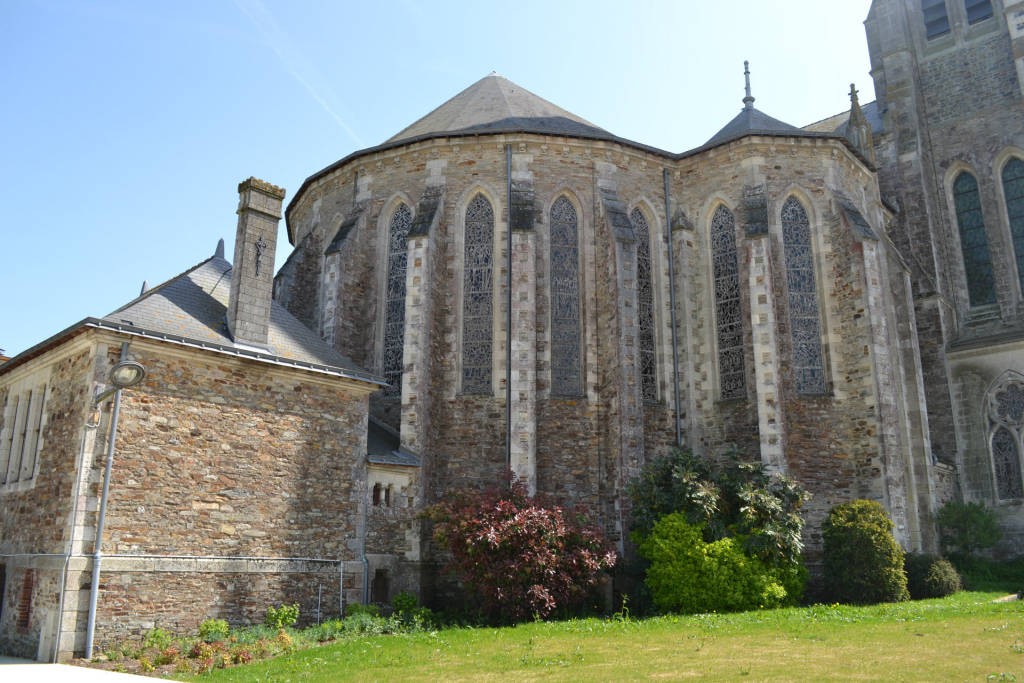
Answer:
3 0 1024 662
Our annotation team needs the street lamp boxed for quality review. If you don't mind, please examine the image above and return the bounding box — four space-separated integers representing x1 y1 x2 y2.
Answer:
93 359 147 406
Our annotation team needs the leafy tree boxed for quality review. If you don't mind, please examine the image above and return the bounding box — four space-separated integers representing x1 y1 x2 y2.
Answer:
936 501 1001 557
823 499 909 604
426 479 616 624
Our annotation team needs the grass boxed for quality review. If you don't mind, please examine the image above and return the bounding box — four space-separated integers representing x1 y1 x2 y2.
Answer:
177 592 1023 682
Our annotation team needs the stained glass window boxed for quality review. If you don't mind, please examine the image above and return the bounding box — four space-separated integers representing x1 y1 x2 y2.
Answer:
782 197 826 394
1001 158 1024 297
954 171 997 307
711 205 746 400
992 428 1023 500
632 207 657 403
383 204 412 396
988 375 1024 501
462 194 494 394
550 197 582 395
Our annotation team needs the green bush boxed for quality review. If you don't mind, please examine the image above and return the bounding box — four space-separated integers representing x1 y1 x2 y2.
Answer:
823 500 909 604
197 618 230 643
638 513 792 614
264 603 299 630
905 554 962 599
141 627 173 651
345 603 380 618
936 501 1001 557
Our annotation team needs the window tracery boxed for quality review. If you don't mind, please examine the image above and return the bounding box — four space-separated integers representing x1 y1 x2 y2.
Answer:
988 373 1024 501
462 194 494 394
953 171 997 307
550 197 582 395
1001 157 1024 297
711 205 746 400
383 204 412 396
631 207 657 403
781 197 826 394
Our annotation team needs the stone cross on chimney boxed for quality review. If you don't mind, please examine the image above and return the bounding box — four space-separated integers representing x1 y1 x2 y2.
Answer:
227 177 286 350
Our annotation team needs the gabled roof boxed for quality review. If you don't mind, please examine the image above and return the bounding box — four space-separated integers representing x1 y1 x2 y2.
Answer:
385 72 612 144
802 100 884 136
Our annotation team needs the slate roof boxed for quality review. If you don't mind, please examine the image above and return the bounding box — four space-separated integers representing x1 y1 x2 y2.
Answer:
385 72 613 145
704 105 803 147
99 251 377 382
366 417 421 467
802 100 884 136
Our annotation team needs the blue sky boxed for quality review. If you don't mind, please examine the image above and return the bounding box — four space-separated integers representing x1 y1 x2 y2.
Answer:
1 0 874 358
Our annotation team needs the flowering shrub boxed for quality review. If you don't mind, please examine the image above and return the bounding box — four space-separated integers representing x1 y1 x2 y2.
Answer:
426 479 616 623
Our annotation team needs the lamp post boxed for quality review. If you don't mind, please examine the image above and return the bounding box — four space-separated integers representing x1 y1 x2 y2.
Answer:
84 344 146 660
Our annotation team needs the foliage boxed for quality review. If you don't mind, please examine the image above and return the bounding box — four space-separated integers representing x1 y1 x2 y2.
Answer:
345 603 380 618
904 553 962 599
638 513 793 614
936 501 1002 557
426 478 617 623
627 448 809 569
391 590 435 627
141 627 173 651
823 500 909 604
198 618 231 643
264 603 300 630
949 555 1024 593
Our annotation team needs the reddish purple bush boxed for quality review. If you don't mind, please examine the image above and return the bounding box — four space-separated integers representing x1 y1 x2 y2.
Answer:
426 479 616 623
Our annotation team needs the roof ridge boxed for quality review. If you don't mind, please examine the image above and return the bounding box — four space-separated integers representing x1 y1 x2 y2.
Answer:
104 254 226 319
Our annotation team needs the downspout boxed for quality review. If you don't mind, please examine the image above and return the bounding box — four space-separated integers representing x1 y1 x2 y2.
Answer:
663 170 682 448
84 341 129 660
505 143 513 476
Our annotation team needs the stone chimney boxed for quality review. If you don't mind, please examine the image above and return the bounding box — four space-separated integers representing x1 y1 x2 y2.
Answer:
227 177 286 349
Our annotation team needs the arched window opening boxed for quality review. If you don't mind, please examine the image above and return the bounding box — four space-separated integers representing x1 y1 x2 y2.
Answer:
462 194 495 394
988 374 1024 501
1001 157 1024 297
372 482 382 507
711 205 746 400
953 171 997 307
383 204 412 396
631 207 657 403
781 197 826 395
922 0 950 38
550 196 582 395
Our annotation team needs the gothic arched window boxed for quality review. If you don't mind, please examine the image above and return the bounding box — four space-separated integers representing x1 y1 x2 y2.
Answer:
711 205 746 400
781 197 826 394
1001 157 1024 297
953 171 997 307
631 207 657 403
550 196 582 395
988 373 1024 501
461 194 494 394
383 203 412 396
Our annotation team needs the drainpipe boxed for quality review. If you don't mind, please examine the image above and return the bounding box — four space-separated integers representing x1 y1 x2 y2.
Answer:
84 342 129 660
505 143 513 476
663 170 682 448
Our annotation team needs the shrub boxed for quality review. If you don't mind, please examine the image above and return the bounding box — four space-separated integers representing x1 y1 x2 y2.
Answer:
905 553 962 599
141 627 173 652
936 501 1001 557
197 618 230 643
638 513 791 614
345 603 380 618
427 478 617 623
264 603 300 630
823 500 909 604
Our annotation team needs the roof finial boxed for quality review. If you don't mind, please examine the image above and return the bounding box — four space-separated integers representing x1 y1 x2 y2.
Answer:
849 82 860 107
215 238 225 259
743 61 755 110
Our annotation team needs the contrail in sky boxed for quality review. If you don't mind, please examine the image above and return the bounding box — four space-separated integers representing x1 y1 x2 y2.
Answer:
233 0 365 148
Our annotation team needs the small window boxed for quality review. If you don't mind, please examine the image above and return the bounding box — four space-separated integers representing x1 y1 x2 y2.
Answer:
17 569 33 632
372 482 382 506
965 0 993 24
922 0 950 38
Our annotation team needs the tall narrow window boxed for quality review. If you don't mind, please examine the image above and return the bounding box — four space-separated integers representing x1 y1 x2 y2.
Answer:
632 207 657 403
383 204 412 396
550 197 582 395
988 374 1024 501
1001 158 1024 297
462 194 494 394
965 0 993 24
782 197 826 394
954 171 997 307
711 205 746 400
922 0 950 38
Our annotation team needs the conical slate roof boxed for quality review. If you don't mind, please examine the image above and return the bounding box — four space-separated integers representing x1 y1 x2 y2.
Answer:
385 72 613 144
703 62 801 146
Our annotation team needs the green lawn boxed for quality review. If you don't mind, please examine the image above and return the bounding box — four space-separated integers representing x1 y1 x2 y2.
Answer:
181 593 1022 682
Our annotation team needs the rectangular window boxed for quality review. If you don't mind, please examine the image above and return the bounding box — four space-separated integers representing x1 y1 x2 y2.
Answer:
965 0 993 24
922 0 951 38
0 367 51 489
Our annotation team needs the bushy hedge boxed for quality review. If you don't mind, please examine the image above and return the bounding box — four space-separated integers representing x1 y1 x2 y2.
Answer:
823 500 909 604
638 513 794 614
426 479 616 624
904 554 962 599
936 501 1001 557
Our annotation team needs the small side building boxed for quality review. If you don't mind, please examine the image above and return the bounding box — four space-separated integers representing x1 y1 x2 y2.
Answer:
0 178 384 661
